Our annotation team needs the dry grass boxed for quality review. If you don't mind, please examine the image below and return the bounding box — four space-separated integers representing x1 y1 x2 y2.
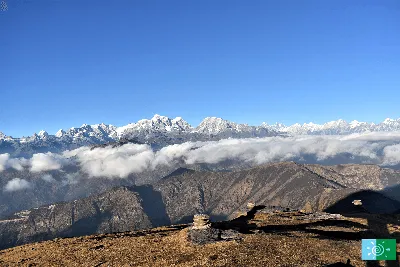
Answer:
0 212 399 267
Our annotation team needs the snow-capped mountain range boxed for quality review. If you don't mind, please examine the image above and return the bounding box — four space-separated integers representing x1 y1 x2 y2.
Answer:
1 115 400 157
263 118 400 135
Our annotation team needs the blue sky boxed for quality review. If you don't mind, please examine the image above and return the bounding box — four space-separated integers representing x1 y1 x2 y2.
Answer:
1 0 399 137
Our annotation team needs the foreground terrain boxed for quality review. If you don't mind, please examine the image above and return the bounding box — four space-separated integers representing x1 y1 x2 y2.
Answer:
2 162 400 251
1 209 400 267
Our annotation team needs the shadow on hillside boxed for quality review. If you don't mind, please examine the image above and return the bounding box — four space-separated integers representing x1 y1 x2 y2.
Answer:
57 200 115 240
3 210 117 251
259 219 369 241
62 210 114 238
134 185 171 227
212 205 265 233
323 188 400 267
176 215 196 225
211 196 400 267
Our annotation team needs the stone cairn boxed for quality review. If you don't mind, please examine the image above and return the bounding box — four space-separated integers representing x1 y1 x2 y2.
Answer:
188 213 241 245
192 214 211 230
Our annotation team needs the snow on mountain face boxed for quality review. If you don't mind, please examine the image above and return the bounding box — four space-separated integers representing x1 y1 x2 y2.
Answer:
116 114 193 137
38 130 48 138
171 117 192 132
376 118 400 131
55 129 66 138
195 117 236 134
261 118 400 135
62 123 117 141
194 117 257 134
0 123 119 157
1 115 400 157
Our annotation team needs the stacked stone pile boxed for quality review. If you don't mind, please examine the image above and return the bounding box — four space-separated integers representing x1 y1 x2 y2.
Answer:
187 214 241 245
192 214 211 230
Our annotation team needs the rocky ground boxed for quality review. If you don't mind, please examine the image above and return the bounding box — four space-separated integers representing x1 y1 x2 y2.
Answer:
1 208 400 267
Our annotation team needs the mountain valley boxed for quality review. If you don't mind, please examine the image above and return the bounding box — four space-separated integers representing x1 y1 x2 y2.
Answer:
1 162 400 251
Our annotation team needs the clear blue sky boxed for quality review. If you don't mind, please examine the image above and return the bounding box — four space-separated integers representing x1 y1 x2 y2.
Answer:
1 0 399 137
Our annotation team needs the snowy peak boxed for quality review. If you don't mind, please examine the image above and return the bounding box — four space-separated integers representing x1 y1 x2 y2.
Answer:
381 118 400 125
41 123 118 143
149 114 192 131
349 120 369 129
116 114 192 137
151 114 170 123
261 122 286 130
38 130 49 138
261 118 400 135
55 129 66 138
196 117 237 134
376 118 400 131
170 116 192 131
383 118 395 123
3 116 400 158
325 119 347 127
194 117 269 136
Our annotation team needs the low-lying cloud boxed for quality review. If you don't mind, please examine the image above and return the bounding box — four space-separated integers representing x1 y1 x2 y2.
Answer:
30 153 69 172
1 132 400 179
64 144 155 178
0 154 29 172
383 144 400 166
4 178 32 192
41 174 56 183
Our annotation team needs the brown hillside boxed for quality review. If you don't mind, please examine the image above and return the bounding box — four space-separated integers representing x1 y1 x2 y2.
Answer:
2 210 400 267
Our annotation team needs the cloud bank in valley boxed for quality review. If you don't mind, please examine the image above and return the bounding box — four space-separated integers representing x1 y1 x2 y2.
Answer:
0 132 400 179
0 154 29 172
41 174 56 183
4 178 32 192
30 153 70 172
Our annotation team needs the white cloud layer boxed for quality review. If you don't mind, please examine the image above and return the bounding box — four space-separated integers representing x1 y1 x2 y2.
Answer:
0 154 29 172
41 174 56 183
0 132 400 178
382 144 400 166
64 144 155 178
4 178 32 192
30 152 69 172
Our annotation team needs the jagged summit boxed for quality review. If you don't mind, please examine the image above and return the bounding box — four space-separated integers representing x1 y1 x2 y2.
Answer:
55 129 65 138
117 114 192 137
1 115 400 157
38 130 48 138
2 116 400 140
262 117 400 135
195 117 237 134
194 117 269 137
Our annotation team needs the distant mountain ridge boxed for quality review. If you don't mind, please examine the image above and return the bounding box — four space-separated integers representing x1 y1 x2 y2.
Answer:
1 115 400 156
263 118 400 135
0 115 279 157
